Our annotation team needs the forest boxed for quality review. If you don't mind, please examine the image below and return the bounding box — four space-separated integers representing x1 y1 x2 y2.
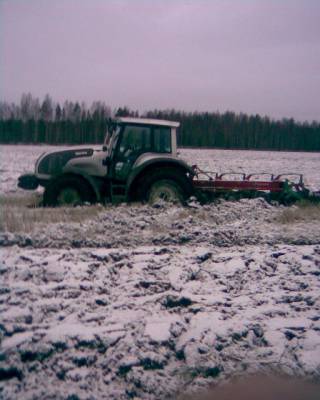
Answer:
0 93 319 151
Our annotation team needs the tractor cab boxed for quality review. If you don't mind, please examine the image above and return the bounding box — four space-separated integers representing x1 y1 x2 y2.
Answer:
105 117 180 182
18 117 195 207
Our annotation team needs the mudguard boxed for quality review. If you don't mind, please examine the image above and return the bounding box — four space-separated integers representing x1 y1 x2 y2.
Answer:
126 153 194 195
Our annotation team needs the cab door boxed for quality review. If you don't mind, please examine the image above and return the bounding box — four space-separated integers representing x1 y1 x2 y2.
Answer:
112 124 152 181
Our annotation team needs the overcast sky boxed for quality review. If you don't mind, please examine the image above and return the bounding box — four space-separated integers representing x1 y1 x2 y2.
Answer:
1 0 319 121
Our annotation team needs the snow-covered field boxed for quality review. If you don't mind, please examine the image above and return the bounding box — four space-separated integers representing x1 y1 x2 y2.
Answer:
1 145 320 399
1 145 320 194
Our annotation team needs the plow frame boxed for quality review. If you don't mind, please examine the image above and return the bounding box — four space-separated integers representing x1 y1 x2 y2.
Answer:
191 166 309 204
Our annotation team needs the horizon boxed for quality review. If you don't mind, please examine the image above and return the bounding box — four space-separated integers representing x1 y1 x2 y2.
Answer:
1 92 320 124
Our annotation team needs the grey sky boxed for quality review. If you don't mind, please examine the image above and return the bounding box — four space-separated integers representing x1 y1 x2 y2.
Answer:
1 0 320 121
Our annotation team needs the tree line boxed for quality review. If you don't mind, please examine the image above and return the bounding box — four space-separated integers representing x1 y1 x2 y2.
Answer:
0 93 319 151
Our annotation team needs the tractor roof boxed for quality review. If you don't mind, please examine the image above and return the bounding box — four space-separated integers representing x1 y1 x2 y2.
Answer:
118 117 180 128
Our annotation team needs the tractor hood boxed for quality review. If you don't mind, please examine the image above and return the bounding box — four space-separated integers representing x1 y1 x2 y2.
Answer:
35 146 103 178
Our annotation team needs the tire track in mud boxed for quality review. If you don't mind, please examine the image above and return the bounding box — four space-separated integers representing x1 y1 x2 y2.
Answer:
1 244 319 399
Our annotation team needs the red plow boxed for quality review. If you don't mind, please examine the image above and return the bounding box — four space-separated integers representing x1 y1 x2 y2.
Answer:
192 166 318 204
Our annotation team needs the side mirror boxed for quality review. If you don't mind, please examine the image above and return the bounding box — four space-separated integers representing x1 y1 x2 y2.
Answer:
102 145 108 152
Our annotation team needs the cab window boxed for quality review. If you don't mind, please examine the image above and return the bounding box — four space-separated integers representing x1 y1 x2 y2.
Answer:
153 127 171 153
119 125 152 156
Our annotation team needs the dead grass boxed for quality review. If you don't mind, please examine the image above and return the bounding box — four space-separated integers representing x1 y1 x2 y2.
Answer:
277 201 320 224
0 193 104 233
0 193 41 208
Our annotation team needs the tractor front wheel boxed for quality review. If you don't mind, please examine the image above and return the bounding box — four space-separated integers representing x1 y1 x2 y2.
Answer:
43 175 95 207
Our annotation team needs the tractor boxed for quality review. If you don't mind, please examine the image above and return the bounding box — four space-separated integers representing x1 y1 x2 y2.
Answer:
18 118 194 206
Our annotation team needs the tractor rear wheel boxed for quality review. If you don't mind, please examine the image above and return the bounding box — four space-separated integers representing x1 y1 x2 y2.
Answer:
148 179 184 204
138 168 192 205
